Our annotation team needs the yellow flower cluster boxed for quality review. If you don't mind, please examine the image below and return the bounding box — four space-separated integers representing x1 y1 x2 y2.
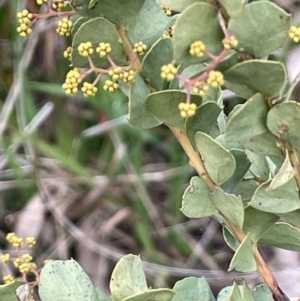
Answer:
289 26 300 43
193 81 209 96
189 40 206 57
222 35 238 49
160 4 172 16
16 10 33 37
36 0 48 4
96 42 112 58
109 67 124 81
78 42 94 57
6 232 24 248
64 46 73 61
62 68 82 95
178 103 197 118
103 80 119 93
0 253 10 263
14 254 37 274
133 42 147 56
26 237 36 247
52 0 68 11
123 69 136 84
81 82 98 97
56 18 73 37
207 70 224 88
161 63 177 81
3 274 14 284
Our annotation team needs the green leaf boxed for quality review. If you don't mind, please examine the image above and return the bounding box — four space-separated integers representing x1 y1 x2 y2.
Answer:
185 102 221 148
194 132 236 185
277 209 300 228
222 149 251 193
245 150 269 182
72 17 89 36
146 90 202 130
173 2 223 68
233 179 259 202
217 283 242 301
127 0 169 47
225 93 267 142
142 38 174 91
123 289 175 301
71 0 145 29
181 176 218 218
159 0 203 12
210 188 244 229
229 233 256 272
228 1 291 57
39 259 100 301
72 17 127 69
223 226 239 251
128 73 162 129
258 222 300 252
219 0 244 17
266 150 295 191
252 284 274 301
172 277 215 301
242 131 283 167
110 254 148 301
224 60 287 99
0 281 25 301
243 207 278 243
267 101 300 148
250 178 300 213
242 282 256 301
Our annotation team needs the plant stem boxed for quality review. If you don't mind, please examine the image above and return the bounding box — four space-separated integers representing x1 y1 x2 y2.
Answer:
168 126 216 192
116 27 142 72
168 125 290 301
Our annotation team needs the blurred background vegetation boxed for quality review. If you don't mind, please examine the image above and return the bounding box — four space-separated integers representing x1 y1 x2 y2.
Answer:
1 0 300 298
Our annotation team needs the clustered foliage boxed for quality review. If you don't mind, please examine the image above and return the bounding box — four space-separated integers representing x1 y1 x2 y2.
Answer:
3 0 300 301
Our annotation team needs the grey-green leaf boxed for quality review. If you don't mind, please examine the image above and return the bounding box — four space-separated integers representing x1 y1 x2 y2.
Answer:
194 132 236 185
228 1 291 57
267 101 300 147
127 0 169 47
186 102 221 148
228 233 256 272
173 2 223 68
146 90 202 130
210 188 244 229
142 38 174 91
181 176 218 218
243 207 278 243
258 222 300 252
110 254 148 301
225 93 268 142
72 17 126 69
128 72 162 129
250 178 300 213
224 60 287 99
123 289 175 301
222 149 251 193
172 277 215 301
39 259 100 301
219 0 244 17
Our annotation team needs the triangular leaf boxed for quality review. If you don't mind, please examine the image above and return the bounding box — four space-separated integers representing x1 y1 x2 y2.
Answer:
181 176 218 218
229 233 256 272
194 132 236 185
